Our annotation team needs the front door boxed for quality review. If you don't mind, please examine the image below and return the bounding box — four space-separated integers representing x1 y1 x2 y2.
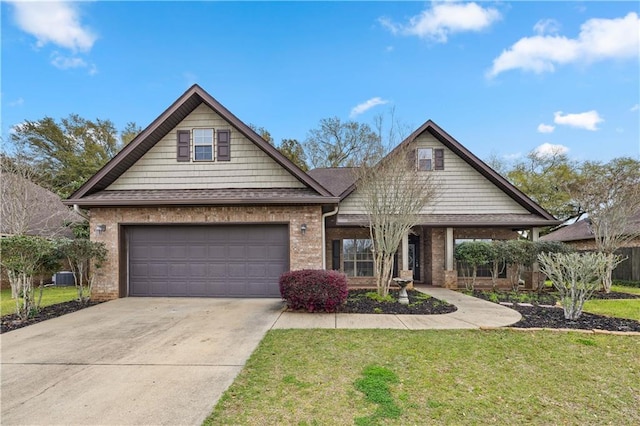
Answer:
408 235 420 281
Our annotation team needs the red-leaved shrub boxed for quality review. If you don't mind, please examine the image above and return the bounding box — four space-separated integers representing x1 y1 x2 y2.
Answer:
279 269 348 312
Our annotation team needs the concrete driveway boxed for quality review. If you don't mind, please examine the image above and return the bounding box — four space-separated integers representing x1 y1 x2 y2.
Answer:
1 297 284 426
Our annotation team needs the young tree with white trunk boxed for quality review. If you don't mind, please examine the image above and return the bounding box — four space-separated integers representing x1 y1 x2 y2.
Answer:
357 144 439 297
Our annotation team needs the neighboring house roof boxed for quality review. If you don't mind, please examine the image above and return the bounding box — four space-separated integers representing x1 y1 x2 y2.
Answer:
334 119 557 222
65 84 336 207
1 174 84 238
541 212 640 242
307 167 357 197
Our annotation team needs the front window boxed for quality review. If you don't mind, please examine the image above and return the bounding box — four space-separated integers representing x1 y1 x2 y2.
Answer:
343 239 374 277
193 128 214 161
417 148 433 171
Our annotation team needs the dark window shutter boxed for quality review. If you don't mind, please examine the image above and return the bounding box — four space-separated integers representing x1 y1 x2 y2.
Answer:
217 130 231 161
176 130 190 162
407 149 416 170
434 149 444 170
332 240 341 270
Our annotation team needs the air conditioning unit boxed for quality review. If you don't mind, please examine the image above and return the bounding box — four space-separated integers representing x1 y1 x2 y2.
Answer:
53 271 75 286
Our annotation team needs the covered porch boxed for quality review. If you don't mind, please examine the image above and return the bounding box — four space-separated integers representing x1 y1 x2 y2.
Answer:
326 214 551 289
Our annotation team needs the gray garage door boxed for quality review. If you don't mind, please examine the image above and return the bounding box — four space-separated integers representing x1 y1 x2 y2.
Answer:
128 225 289 297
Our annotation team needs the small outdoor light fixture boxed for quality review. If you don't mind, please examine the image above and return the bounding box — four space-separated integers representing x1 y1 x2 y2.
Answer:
300 223 307 235
95 224 106 235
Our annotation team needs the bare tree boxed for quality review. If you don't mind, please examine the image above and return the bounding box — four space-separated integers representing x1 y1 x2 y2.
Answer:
357 144 439 297
568 158 640 292
304 117 383 168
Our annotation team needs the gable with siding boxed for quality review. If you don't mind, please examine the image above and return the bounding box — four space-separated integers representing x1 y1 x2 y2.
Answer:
339 131 535 216
108 104 304 191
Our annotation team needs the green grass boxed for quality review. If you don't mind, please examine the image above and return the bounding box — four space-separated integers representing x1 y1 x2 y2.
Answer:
204 329 640 425
1 286 78 316
612 285 640 295
582 285 640 321
583 299 640 321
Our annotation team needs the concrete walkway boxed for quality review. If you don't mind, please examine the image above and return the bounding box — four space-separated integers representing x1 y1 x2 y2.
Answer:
272 286 522 330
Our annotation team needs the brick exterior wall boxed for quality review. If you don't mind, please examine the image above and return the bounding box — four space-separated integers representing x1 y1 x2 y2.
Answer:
90 205 323 300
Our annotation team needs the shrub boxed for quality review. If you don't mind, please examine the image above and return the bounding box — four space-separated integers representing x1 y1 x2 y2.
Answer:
538 252 609 320
279 269 348 312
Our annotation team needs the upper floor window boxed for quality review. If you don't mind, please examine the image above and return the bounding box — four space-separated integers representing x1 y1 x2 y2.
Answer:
417 148 444 171
417 148 432 171
193 128 214 161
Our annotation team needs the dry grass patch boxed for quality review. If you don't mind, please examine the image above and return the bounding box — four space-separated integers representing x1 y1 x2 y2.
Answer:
205 329 640 425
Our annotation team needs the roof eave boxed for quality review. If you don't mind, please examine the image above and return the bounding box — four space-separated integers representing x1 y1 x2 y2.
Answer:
64 197 340 208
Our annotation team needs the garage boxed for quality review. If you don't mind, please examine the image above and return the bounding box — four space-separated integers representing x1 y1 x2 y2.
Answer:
127 225 289 297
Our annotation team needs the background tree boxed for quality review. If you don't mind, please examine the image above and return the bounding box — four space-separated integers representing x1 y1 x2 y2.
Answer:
278 138 308 171
568 157 640 292
357 144 439 297
121 121 142 145
304 117 383 168
505 148 580 221
9 115 136 197
454 241 492 290
248 124 274 145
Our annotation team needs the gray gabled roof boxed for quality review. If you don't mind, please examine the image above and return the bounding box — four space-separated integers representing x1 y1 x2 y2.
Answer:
1 174 84 237
335 119 558 222
541 212 640 242
65 85 335 205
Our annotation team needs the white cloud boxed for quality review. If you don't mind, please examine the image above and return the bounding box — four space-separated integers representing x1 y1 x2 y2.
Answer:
554 110 604 131
537 123 555 133
350 97 389 118
533 18 561 35
8 1 96 52
631 104 640 112
50 52 97 75
488 12 639 77
534 143 569 157
379 1 501 43
8 97 24 107
51 54 87 70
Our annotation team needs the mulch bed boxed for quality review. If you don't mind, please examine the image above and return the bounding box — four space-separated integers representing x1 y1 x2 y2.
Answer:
337 289 457 315
507 305 640 332
469 289 640 332
1 300 103 334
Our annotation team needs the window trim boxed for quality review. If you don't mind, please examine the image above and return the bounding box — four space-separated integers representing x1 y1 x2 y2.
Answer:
342 238 374 277
192 128 215 161
417 148 433 171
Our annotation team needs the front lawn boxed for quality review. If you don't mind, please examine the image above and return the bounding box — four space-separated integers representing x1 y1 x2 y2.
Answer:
583 299 640 321
0 286 78 316
205 329 640 425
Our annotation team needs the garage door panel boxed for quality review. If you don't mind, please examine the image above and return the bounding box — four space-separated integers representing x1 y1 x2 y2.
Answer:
128 225 288 297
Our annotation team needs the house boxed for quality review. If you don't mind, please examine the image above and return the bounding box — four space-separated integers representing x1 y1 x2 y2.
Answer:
541 213 640 282
1 174 82 238
65 85 559 300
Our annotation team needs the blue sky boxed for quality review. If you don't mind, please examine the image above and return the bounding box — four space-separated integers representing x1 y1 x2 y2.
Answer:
2 1 639 166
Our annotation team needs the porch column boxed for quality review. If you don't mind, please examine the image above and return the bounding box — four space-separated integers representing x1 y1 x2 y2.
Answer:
402 232 409 271
529 227 541 290
445 227 454 270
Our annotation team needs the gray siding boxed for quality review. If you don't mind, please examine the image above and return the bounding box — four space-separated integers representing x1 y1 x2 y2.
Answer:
340 133 528 215
108 104 304 190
